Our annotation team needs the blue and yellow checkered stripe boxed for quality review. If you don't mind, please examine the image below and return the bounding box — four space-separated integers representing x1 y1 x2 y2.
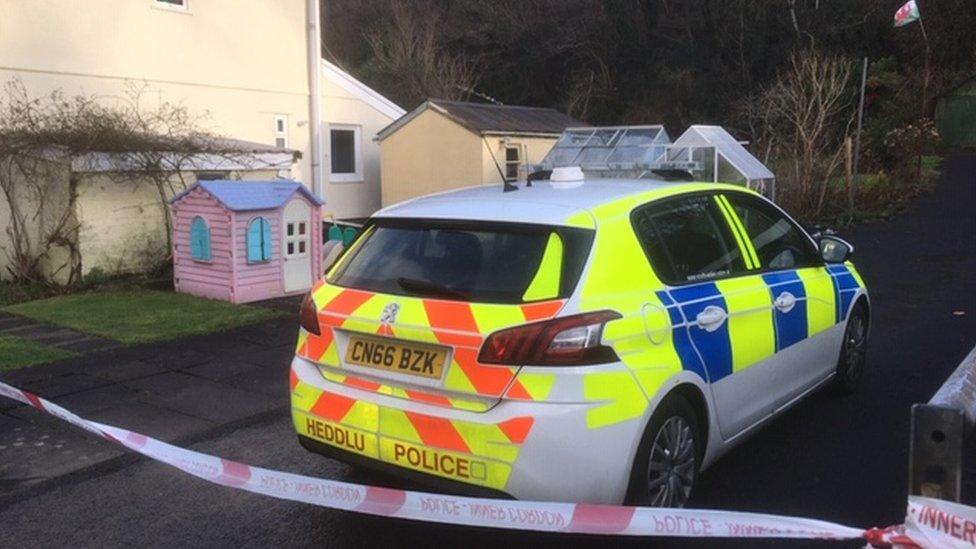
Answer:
828 264 862 322
658 265 862 384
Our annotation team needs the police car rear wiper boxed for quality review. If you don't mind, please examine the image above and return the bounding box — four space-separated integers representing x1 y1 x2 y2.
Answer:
396 277 470 300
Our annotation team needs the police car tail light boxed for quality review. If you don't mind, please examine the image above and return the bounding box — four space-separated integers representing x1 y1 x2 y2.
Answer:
299 291 321 336
479 311 621 366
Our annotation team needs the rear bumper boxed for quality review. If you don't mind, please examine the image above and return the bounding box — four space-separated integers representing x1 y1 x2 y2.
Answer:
289 355 642 504
297 435 513 499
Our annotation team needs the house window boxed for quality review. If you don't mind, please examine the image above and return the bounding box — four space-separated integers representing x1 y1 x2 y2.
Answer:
190 216 212 262
153 0 188 11
329 125 362 182
274 115 289 149
504 145 522 181
246 217 273 263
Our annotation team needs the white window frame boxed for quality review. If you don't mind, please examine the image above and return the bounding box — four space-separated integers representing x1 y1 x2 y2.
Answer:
328 124 363 183
283 218 310 259
504 144 523 182
152 0 190 13
274 114 289 149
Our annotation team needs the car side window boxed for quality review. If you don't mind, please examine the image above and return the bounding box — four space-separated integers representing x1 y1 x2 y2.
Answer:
723 193 820 270
632 194 748 284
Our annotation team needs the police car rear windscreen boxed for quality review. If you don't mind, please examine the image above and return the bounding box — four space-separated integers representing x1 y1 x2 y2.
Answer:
328 220 593 304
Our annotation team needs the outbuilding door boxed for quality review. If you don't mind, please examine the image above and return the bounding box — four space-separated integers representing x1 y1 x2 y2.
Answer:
282 199 313 293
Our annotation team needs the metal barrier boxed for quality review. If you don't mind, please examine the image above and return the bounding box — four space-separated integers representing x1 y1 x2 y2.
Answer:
909 345 976 502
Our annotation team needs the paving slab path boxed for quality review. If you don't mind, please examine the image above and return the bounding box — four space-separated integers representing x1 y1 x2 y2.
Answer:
0 311 119 353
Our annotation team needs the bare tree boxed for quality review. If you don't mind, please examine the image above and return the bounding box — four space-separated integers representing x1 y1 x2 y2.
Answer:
366 0 480 104
101 82 264 252
0 80 267 285
743 50 856 217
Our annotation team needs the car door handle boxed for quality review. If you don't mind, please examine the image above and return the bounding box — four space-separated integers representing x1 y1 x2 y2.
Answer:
774 292 797 313
696 305 727 332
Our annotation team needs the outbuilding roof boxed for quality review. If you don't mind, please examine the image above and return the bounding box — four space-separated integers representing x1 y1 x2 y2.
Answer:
171 180 323 211
375 99 584 141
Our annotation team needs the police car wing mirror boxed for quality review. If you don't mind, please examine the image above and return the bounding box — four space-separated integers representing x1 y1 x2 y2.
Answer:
819 235 853 263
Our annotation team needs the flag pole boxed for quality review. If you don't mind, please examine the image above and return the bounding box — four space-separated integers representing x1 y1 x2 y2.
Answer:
916 3 932 180
917 5 932 117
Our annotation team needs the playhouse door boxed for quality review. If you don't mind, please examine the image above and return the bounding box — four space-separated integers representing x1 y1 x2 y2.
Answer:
282 199 313 293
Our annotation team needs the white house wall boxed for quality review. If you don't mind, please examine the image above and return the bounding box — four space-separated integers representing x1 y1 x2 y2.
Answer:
74 170 280 279
320 63 404 220
0 0 405 247
0 161 73 283
0 0 315 184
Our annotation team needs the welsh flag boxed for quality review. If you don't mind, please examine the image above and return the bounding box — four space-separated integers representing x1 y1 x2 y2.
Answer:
894 0 920 27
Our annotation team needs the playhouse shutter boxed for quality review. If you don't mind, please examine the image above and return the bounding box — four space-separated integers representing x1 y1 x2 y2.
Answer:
260 218 273 260
247 217 272 262
190 216 212 261
247 218 262 262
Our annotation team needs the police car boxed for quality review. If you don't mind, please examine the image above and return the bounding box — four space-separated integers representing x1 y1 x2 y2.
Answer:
289 167 868 507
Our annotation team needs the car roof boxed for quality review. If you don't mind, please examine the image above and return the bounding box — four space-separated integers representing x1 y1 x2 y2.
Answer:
374 179 754 227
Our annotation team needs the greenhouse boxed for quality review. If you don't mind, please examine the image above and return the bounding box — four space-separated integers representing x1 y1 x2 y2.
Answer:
536 125 672 177
666 125 776 199
534 124 775 198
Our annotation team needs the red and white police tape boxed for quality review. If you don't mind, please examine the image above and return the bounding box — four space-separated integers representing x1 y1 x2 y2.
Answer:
2 380 973 548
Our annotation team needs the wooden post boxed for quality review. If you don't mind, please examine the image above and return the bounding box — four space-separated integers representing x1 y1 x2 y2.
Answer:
845 136 853 209
851 57 868 218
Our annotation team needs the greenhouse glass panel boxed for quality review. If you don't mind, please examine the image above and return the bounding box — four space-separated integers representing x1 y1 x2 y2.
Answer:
717 154 747 185
666 147 690 162
555 130 593 147
605 146 647 164
577 146 615 164
692 147 715 182
549 147 583 166
618 127 660 146
585 129 622 147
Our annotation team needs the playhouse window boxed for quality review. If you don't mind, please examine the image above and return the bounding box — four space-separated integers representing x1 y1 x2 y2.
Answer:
247 217 273 263
190 216 212 262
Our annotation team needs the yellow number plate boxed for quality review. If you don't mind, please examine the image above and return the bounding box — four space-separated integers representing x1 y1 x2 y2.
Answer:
344 335 447 379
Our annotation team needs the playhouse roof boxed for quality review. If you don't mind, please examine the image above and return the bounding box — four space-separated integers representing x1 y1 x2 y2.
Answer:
172 180 323 211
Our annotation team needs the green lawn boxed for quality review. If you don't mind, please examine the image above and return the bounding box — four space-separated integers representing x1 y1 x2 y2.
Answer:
0 334 76 371
3 290 286 345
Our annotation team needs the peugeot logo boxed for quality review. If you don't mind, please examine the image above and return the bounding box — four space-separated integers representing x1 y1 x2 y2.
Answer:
380 302 400 326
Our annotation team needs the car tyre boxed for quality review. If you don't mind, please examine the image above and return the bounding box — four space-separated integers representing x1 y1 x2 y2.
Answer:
626 396 701 508
833 301 868 394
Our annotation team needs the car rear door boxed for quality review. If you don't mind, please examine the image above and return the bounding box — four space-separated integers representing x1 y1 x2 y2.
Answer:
632 193 779 439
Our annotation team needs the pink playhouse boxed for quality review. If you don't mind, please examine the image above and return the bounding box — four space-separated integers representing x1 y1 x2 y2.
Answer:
170 180 323 304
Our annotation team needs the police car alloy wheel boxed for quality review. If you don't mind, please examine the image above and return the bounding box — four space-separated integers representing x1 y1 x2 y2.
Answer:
834 302 868 393
630 397 701 507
